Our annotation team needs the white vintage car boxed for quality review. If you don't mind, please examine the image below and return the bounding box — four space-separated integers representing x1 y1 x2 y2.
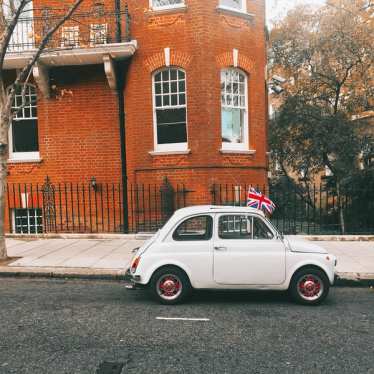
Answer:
126 206 337 305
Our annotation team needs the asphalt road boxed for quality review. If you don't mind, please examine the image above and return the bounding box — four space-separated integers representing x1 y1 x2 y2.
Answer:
0 279 373 374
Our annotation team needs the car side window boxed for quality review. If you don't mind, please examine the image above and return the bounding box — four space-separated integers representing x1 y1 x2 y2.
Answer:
253 217 274 240
218 215 251 239
173 215 213 241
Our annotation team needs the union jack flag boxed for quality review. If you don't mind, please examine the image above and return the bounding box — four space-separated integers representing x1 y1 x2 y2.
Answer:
247 187 276 214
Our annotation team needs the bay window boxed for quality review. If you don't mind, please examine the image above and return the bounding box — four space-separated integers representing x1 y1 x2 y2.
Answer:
221 69 248 150
153 68 188 152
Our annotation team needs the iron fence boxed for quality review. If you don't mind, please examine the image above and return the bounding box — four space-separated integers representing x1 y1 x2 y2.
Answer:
211 183 374 235
6 178 188 234
7 4 131 53
5 179 374 235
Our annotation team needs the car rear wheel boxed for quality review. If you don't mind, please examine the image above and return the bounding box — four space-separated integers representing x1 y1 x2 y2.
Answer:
290 268 330 305
150 266 192 305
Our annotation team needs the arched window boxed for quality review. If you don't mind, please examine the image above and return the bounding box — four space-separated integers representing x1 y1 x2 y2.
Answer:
9 84 39 160
221 68 248 150
153 67 187 152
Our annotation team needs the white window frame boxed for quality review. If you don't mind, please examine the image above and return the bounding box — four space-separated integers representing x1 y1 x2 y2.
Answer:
218 0 247 13
152 67 188 152
150 0 185 11
221 68 249 151
9 84 40 161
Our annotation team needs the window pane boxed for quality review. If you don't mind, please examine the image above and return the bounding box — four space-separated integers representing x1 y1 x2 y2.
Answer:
179 80 185 93
155 83 161 95
156 108 187 144
221 108 244 143
155 72 162 82
170 69 177 80
178 70 185 80
12 119 39 152
220 0 243 9
163 95 170 106
162 82 169 94
173 215 212 241
162 70 169 81
156 95 162 107
171 94 178 106
171 81 178 93
179 94 186 105
219 215 251 239
253 217 274 240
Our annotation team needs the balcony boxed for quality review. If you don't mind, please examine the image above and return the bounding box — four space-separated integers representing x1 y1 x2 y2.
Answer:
4 5 137 94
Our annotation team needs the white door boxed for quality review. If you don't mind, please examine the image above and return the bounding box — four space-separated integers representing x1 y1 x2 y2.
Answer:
213 214 286 285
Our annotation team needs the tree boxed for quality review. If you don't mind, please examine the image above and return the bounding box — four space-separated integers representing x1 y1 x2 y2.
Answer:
268 0 374 233
0 0 84 259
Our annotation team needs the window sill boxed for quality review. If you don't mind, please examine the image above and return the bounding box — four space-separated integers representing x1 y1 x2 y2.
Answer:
148 4 188 16
220 149 256 155
8 158 43 164
149 149 191 156
216 6 255 21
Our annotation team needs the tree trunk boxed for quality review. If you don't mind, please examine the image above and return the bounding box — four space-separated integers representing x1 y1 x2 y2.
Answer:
336 180 346 235
0 111 9 260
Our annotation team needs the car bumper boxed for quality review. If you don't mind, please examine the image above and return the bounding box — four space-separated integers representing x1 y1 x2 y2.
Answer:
124 269 146 290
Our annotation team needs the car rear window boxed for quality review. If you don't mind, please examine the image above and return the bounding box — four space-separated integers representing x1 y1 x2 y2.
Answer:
173 215 213 241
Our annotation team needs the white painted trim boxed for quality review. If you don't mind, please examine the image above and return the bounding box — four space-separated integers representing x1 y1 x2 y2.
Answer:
233 48 239 68
149 149 191 156
103 54 117 90
220 149 256 155
149 0 185 11
8 157 42 164
164 47 170 67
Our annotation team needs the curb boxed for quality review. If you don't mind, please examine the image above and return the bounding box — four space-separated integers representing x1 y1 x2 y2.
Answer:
5 233 154 240
0 266 130 281
334 273 374 287
303 235 374 242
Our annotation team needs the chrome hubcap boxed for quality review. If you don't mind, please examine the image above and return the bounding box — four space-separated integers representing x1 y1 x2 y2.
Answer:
157 274 182 301
297 274 324 301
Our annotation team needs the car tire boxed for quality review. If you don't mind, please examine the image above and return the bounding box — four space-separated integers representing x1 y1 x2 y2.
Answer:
289 267 330 305
150 266 192 305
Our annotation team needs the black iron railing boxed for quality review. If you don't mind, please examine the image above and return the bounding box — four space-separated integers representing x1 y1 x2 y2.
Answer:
7 5 131 53
6 178 188 234
5 179 374 235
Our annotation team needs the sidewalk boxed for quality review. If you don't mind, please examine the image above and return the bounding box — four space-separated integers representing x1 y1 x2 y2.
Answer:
0 237 373 283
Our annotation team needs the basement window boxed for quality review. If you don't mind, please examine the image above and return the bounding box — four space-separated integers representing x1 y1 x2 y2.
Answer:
9 84 40 161
153 68 188 152
12 208 43 234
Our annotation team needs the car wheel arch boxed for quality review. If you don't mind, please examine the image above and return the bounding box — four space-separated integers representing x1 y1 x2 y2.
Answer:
289 264 329 288
147 264 192 287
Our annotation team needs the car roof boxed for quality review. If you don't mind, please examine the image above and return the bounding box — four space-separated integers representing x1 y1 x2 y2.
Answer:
172 205 265 217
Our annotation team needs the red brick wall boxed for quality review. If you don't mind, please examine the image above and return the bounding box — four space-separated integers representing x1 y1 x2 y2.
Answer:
6 0 268 232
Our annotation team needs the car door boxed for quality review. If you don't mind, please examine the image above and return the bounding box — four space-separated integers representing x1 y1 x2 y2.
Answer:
213 213 286 285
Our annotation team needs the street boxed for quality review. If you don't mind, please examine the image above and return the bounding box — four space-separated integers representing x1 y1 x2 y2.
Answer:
0 279 373 374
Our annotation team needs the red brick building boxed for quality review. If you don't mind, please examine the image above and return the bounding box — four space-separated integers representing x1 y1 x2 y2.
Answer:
4 0 268 233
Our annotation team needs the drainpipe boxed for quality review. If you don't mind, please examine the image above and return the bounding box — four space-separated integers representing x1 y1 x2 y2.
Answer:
115 0 129 232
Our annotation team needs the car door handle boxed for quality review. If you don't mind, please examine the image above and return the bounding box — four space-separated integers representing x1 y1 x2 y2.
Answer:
214 246 227 251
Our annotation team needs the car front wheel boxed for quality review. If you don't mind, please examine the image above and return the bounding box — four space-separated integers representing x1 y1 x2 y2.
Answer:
150 266 192 305
290 268 330 305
